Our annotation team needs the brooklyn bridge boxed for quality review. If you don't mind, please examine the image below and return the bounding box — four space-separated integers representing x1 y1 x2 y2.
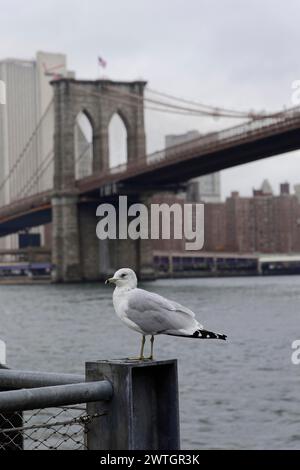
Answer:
1 78 300 281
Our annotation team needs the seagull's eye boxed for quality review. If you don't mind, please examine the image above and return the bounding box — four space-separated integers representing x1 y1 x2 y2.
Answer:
121 273 126 278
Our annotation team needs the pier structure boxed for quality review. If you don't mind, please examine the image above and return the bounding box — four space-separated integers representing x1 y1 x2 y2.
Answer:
0 359 180 450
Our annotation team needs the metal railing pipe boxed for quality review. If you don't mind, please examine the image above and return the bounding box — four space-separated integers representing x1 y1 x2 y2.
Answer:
0 380 113 412
0 369 85 389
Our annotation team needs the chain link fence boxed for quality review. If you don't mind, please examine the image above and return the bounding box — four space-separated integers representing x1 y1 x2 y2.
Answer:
0 406 105 450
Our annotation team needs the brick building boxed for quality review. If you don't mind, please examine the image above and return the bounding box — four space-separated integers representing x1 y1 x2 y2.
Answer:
225 192 255 252
152 181 300 254
213 182 300 253
203 203 226 251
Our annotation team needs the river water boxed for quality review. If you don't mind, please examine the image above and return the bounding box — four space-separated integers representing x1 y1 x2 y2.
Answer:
0 275 299 449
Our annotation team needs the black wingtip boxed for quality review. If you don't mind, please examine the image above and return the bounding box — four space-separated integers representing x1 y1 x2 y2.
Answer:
193 329 227 340
219 334 227 341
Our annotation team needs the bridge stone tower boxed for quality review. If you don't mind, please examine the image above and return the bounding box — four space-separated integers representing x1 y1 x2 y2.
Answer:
51 78 148 282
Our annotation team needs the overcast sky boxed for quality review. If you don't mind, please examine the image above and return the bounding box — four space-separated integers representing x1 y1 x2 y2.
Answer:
1 0 300 199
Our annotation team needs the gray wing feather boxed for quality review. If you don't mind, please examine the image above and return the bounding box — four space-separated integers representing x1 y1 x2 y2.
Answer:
125 288 201 334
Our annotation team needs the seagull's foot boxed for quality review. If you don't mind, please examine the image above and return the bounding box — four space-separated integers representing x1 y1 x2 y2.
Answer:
126 356 146 361
125 355 154 361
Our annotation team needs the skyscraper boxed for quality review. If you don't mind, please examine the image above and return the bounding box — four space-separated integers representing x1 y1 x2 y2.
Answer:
294 183 300 203
165 131 221 203
0 51 74 248
0 58 38 205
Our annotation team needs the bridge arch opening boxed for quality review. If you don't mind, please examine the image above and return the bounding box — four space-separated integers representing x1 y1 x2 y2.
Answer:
108 112 128 169
74 111 94 179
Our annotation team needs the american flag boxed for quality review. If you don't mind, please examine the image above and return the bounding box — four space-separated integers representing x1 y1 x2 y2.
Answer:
98 56 107 68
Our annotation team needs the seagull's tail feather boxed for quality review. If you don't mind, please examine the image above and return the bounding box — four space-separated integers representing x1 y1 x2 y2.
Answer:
166 328 227 340
193 329 227 340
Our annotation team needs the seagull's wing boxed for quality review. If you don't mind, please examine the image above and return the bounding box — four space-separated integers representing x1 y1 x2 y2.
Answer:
168 299 196 319
125 288 202 335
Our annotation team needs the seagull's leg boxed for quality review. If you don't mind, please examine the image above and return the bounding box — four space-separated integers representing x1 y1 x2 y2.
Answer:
147 335 154 360
126 335 146 361
139 335 146 360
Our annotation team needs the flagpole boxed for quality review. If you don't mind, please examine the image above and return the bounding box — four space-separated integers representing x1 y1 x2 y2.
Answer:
97 58 101 80
97 57 100 80
97 56 107 80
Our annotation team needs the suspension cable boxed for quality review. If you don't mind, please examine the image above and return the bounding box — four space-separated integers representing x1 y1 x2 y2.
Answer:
0 99 54 196
23 155 54 198
17 149 54 199
74 85 241 119
75 83 284 120
146 87 257 117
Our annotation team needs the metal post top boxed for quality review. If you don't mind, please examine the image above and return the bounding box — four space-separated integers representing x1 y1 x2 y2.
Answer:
86 358 178 368
85 357 180 450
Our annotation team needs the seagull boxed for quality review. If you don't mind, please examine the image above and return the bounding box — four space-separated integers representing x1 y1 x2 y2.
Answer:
105 268 227 360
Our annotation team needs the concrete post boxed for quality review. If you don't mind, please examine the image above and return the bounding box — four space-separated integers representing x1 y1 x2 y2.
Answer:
78 202 100 280
51 80 82 282
51 197 64 282
132 82 147 161
62 194 81 281
51 194 82 282
93 129 109 173
85 359 180 450
127 132 137 163
52 80 76 192
127 114 146 163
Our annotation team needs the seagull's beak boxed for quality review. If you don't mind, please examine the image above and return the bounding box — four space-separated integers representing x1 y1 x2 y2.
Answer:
105 277 117 285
